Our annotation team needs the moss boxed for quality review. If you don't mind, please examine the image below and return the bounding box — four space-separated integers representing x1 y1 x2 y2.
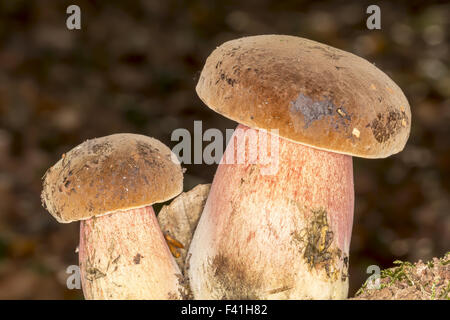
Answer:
354 253 450 300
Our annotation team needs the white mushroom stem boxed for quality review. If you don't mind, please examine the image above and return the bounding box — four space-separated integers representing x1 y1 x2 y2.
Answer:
188 124 354 299
79 205 184 299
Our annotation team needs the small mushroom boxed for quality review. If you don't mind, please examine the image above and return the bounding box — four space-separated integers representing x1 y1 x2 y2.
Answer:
188 35 411 299
41 133 185 299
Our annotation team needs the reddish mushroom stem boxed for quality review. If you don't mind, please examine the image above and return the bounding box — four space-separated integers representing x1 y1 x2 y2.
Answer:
188 124 354 299
79 205 184 299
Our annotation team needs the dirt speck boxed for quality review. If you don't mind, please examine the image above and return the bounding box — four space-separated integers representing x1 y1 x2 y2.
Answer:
133 253 143 264
85 267 106 281
267 285 292 295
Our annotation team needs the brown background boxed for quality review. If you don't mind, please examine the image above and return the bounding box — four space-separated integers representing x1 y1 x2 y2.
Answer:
0 0 448 299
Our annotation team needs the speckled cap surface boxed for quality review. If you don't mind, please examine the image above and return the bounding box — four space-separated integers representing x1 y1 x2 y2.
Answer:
41 134 183 223
196 35 411 158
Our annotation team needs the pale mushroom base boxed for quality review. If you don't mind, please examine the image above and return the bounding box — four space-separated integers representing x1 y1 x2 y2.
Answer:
79 206 184 300
187 125 354 299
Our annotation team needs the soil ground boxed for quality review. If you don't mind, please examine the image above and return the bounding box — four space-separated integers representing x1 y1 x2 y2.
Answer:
353 253 449 300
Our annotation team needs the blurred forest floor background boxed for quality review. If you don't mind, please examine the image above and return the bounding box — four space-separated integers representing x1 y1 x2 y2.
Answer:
0 0 449 299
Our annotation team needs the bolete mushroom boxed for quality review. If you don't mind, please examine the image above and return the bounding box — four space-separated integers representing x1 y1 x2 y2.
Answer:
41 133 186 299
158 184 211 272
187 35 411 299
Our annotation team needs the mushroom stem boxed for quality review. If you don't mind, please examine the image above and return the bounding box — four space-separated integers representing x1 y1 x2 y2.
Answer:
188 124 354 299
79 205 183 299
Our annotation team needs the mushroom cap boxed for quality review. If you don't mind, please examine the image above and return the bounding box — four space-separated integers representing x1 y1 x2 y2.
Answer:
196 35 411 158
41 133 183 223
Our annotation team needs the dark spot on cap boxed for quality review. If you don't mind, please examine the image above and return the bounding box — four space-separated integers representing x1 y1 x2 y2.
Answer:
290 94 332 127
370 111 408 143
91 141 112 155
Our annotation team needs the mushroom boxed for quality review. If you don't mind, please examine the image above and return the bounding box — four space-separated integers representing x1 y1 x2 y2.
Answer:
41 133 186 299
187 35 411 299
158 184 211 272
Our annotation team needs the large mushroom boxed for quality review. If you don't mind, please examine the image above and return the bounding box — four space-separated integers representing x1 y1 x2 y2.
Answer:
41 133 186 299
188 35 411 299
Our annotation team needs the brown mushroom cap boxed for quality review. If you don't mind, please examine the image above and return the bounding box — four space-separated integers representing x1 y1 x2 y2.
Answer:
196 35 411 158
41 134 183 223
